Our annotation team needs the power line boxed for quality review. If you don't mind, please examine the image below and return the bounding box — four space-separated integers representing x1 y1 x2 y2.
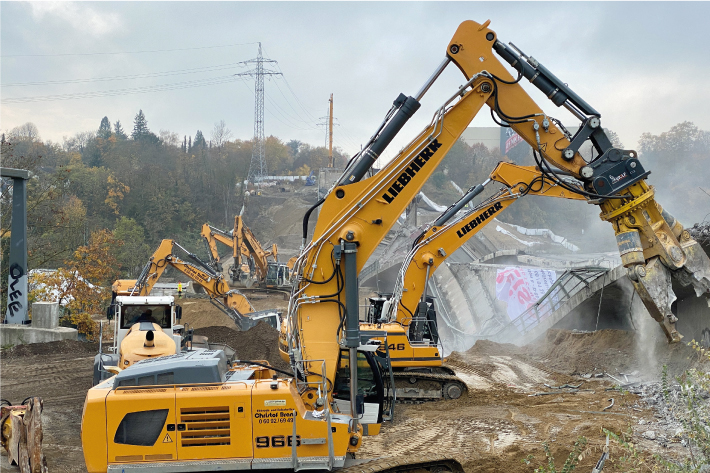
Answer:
1 74 239 104
2 42 260 58
2 62 249 87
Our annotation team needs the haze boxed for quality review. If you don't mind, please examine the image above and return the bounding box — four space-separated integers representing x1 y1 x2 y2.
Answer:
3 2 710 161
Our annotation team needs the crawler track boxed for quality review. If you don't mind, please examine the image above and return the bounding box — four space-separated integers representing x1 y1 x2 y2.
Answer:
391 366 468 402
342 455 464 473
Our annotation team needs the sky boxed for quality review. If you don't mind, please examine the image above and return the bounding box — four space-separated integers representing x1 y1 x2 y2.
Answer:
2 1 710 162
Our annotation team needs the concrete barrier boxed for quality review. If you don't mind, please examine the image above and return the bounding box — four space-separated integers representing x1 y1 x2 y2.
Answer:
0 302 78 347
30 302 59 329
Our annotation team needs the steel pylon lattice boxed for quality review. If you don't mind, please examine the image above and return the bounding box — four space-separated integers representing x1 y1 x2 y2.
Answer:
235 43 282 183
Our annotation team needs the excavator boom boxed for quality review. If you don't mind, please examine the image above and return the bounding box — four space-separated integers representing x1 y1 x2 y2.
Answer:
119 239 256 329
445 20 710 342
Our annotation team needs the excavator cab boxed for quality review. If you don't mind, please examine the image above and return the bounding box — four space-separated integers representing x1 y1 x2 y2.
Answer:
332 348 387 436
265 262 291 288
366 294 392 324
408 296 440 345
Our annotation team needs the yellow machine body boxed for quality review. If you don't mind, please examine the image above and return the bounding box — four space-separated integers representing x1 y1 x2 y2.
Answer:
118 322 176 368
82 365 358 473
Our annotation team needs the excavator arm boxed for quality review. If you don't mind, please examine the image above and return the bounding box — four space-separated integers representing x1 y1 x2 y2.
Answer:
443 20 710 342
125 239 256 329
201 222 250 272
390 162 585 330
287 55 498 423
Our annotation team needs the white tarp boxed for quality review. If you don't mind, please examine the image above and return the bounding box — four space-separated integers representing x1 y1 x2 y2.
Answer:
417 192 448 212
509 224 580 252
495 267 557 321
495 225 540 247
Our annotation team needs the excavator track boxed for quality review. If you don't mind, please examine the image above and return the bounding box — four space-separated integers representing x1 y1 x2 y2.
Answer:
391 367 467 402
341 454 464 473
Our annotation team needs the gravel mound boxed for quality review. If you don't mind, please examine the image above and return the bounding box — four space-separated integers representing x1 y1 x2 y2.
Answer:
193 322 290 372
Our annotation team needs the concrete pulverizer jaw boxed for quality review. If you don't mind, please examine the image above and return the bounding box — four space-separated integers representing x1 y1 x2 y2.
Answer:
628 257 680 343
675 236 710 302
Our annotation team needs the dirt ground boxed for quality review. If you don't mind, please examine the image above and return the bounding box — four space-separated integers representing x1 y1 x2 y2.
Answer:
1 327 705 472
177 291 289 329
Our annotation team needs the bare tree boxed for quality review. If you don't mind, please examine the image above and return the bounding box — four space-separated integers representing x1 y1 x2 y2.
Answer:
159 129 180 147
210 120 233 148
62 131 96 152
8 122 40 142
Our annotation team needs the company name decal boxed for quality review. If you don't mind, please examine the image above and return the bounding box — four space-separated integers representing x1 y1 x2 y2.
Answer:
381 139 443 204
456 202 503 238
609 172 628 184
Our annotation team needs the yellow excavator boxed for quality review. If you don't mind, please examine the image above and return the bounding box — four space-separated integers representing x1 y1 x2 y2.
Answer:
202 217 296 288
82 19 710 473
359 162 586 401
201 222 252 285
93 239 280 385
112 239 285 331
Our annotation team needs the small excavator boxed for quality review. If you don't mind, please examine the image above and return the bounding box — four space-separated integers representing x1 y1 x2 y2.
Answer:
82 19 710 473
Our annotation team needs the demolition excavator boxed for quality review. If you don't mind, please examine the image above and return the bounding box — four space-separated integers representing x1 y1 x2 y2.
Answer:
202 217 295 288
82 19 710 473
359 162 586 401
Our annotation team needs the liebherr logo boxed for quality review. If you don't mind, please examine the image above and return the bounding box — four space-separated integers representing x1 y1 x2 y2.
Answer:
381 139 443 204
456 202 503 238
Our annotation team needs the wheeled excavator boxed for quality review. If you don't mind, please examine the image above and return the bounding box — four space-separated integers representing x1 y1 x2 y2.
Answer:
359 162 586 401
82 19 710 473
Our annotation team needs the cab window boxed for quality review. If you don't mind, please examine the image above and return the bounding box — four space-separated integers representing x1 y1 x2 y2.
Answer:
121 305 171 329
333 350 381 404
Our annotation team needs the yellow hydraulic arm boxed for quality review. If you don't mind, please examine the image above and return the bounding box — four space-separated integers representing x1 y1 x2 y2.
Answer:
200 223 249 273
239 216 278 281
389 162 585 331
122 239 256 329
286 46 499 414
442 20 710 342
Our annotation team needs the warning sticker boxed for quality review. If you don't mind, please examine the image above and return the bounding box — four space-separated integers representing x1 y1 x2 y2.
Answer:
163 433 173 443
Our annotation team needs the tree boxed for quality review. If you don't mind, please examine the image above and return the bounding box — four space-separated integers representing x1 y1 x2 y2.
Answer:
188 136 192 152
113 217 150 277
113 120 127 140
63 131 96 152
132 109 149 140
193 130 206 149
98 116 112 140
638 122 710 224
8 122 40 142
29 229 122 337
210 120 233 148
287 139 302 157
182 135 187 153
159 129 180 147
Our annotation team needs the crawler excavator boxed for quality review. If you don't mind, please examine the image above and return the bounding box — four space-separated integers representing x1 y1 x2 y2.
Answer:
201 222 253 285
358 162 586 401
82 19 710 473
202 217 294 288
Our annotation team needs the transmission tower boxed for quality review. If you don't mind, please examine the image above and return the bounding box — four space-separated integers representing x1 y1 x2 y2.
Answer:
235 43 281 183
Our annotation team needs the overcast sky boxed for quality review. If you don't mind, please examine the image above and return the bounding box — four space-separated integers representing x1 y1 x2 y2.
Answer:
2 2 710 162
